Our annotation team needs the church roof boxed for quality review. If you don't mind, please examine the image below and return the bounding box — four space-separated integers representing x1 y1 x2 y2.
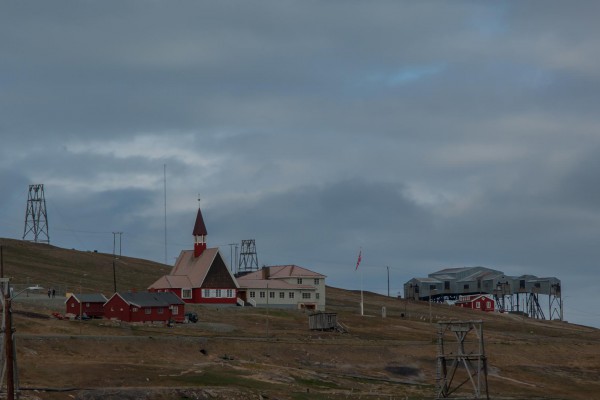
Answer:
148 248 239 290
192 207 207 236
238 265 326 280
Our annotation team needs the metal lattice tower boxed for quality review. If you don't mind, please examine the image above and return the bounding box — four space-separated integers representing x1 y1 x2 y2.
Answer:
435 320 489 399
238 239 258 274
22 184 50 244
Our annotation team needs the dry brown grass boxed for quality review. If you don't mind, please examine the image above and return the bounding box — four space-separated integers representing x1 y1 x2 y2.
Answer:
2 238 599 399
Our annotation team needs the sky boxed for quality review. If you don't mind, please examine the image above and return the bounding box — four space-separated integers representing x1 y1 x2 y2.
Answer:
1 1 599 328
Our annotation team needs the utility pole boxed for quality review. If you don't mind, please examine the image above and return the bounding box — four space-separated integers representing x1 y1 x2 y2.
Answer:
4 294 14 400
387 266 390 297
228 243 237 273
163 164 167 265
112 258 117 293
112 232 123 258
429 297 432 324
266 283 270 338
112 232 122 294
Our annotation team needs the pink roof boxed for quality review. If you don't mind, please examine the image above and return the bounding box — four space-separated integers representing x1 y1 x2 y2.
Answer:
240 265 326 280
151 275 193 289
149 247 238 289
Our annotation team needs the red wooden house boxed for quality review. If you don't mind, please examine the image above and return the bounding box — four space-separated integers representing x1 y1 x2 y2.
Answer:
455 295 495 312
65 293 108 318
148 205 239 304
103 291 185 323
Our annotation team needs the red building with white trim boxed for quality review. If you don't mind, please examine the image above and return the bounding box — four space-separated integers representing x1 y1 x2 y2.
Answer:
455 294 495 312
103 291 185 323
65 293 108 318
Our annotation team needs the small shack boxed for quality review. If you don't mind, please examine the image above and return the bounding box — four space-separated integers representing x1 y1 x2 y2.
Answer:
65 293 108 318
309 312 344 331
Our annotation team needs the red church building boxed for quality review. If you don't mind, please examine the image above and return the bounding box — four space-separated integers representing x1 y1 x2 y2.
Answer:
455 294 495 312
148 204 239 304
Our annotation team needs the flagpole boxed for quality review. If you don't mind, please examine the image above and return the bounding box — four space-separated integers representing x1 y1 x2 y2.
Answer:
356 248 363 316
360 268 364 316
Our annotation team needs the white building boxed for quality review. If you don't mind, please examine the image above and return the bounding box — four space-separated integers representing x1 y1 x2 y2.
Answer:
236 265 326 311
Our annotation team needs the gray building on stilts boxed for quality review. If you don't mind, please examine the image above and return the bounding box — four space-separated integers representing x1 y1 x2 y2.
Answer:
404 266 562 321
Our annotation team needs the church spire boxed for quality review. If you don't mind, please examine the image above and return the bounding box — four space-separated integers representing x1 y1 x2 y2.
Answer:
193 197 207 257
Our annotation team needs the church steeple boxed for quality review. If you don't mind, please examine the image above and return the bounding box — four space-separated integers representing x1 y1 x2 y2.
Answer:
193 198 207 257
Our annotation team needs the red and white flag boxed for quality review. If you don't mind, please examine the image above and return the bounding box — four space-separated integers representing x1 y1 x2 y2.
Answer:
355 249 362 270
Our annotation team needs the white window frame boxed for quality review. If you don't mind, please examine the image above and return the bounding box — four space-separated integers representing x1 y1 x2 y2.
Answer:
302 292 311 299
182 288 192 299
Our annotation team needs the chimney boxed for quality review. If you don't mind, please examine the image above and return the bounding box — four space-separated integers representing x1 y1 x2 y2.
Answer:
262 266 270 280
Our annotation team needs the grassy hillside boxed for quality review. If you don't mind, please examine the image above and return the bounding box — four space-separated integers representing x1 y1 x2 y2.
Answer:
2 238 599 400
0 237 169 293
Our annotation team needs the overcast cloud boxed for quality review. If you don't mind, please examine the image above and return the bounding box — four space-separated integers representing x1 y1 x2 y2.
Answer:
2 1 600 327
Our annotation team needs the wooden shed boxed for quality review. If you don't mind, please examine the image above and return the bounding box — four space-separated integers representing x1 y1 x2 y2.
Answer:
308 312 338 331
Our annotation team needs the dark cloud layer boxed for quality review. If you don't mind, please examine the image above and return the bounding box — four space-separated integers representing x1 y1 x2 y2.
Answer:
1 2 600 327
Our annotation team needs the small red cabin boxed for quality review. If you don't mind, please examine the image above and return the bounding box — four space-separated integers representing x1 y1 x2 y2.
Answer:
455 295 495 312
103 291 185 323
65 293 108 318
